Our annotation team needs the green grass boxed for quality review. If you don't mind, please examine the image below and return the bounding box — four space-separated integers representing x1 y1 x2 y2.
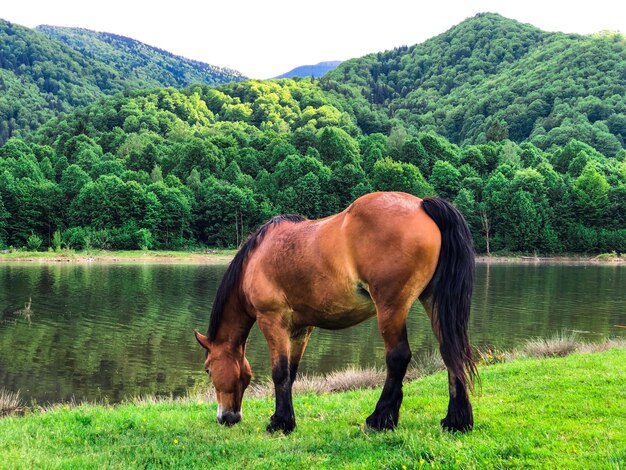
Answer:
1 348 625 469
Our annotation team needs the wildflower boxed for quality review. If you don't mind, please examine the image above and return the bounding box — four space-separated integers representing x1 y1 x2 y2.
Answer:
173 438 179 445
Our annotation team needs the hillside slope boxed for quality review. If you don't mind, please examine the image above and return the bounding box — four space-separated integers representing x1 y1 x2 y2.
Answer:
0 20 244 145
323 13 626 155
37 25 245 88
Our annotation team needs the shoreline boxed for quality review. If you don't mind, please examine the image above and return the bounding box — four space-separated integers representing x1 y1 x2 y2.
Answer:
2 337 626 411
475 254 625 264
1 250 623 265
0 250 237 264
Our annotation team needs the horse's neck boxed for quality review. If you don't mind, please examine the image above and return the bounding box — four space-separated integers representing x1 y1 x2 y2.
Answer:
215 297 254 351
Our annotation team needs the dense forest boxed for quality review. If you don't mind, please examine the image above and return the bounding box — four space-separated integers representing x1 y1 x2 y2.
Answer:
0 14 625 254
0 78 624 254
323 13 626 156
0 19 244 144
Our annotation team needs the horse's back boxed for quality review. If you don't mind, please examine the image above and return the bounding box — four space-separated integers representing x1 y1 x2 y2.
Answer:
243 192 441 328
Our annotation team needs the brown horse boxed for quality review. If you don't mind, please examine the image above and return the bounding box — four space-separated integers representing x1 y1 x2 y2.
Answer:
195 191 476 434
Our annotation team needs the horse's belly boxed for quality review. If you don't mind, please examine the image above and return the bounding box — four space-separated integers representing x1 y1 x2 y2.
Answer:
294 297 377 330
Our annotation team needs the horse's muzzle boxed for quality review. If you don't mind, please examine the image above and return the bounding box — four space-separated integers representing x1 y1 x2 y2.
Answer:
217 410 241 426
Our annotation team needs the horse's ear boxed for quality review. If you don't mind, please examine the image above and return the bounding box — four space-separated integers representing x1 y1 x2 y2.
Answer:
194 329 210 350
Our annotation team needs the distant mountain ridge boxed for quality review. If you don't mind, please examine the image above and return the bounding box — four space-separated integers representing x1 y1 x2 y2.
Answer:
0 19 245 144
276 61 342 79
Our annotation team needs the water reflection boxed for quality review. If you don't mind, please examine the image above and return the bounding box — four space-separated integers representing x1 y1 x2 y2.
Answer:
0 262 624 403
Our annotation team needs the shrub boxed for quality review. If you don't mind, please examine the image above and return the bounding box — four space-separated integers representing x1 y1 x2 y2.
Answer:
26 233 42 251
52 230 63 252
136 228 153 250
63 227 88 250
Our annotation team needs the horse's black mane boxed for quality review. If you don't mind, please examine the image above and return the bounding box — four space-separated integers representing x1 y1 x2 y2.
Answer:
207 214 305 341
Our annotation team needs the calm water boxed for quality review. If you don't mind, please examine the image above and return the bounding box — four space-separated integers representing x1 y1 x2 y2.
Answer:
0 262 624 403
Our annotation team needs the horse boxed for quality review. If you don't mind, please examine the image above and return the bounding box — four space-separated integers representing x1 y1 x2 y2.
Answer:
194 191 476 434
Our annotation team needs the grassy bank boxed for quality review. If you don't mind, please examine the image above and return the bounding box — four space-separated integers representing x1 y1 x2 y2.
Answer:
0 249 236 264
1 346 625 469
2 249 623 265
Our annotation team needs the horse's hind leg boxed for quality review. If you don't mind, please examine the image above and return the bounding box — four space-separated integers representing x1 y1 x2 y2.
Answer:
420 298 473 432
366 306 412 430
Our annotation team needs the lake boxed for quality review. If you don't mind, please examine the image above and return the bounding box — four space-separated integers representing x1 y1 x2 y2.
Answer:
1 261 624 403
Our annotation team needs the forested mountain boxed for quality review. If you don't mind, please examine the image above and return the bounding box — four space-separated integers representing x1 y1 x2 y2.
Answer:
1 14 625 255
37 25 245 88
322 13 626 156
0 19 244 145
1 79 624 255
276 61 342 79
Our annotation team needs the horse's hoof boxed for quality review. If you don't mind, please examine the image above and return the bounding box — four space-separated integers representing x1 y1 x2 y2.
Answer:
365 412 398 431
266 416 296 434
441 415 473 433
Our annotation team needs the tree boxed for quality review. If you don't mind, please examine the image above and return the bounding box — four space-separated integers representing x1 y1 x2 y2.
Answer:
486 118 509 142
460 146 488 174
289 173 324 218
0 194 9 248
418 133 459 176
151 164 163 183
273 154 331 191
147 182 192 248
504 190 542 251
194 178 266 247
429 160 462 200
572 163 610 226
453 189 483 251
481 171 511 252
329 163 367 209
317 127 360 166
370 158 433 197
70 175 148 231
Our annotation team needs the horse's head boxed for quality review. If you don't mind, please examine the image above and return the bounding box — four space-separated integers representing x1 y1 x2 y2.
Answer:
194 330 251 425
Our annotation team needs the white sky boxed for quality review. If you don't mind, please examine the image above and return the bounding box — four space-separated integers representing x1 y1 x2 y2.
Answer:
2 1 625 79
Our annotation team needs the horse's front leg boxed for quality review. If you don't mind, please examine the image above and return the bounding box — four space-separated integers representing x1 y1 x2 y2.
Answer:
366 315 412 431
258 316 297 434
289 326 313 387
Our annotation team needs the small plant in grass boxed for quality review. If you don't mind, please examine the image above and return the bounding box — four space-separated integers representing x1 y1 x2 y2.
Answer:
0 389 22 417
410 349 445 376
524 331 579 357
26 233 42 251
477 346 507 365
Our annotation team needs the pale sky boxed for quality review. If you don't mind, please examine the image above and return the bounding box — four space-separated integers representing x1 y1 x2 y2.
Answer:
2 1 625 79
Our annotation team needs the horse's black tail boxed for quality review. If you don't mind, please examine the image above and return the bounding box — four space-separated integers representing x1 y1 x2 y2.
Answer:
420 197 477 389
